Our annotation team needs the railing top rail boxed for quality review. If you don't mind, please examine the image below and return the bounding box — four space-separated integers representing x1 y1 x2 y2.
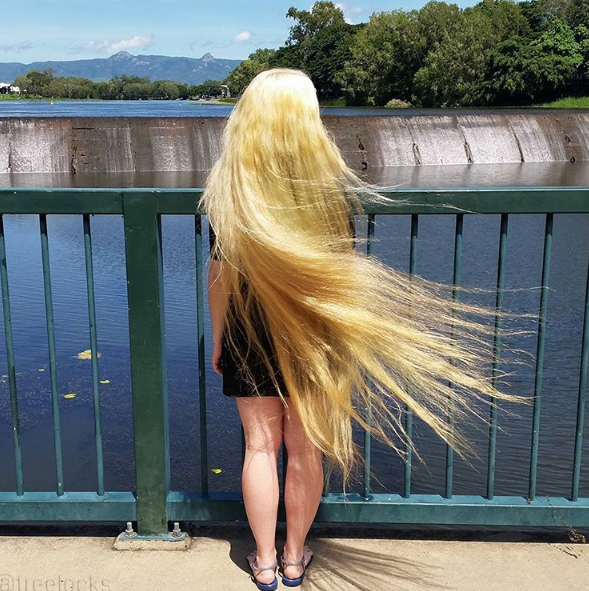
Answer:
0 185 588 214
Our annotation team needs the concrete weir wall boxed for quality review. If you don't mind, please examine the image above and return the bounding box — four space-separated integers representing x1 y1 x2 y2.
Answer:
1 111 589 174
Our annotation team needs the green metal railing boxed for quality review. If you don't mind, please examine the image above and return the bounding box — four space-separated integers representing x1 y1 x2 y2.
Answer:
0 186 589 535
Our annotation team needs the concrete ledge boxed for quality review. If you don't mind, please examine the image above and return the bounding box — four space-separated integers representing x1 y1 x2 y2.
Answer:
1 525 588 590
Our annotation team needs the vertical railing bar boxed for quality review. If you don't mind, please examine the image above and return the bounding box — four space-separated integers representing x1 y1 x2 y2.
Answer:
445 213 463 499
529 213 553 501
571 230 589 501
122 193 170 535
157 212 171 495
404 213 418 499
195 214 209 497
362 213 375 500
39 213 65 496
82 214 105 496
487 213 509 500
0 214 24 495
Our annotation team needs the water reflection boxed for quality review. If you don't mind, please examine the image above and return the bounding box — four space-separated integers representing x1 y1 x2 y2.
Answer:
0 168 588 501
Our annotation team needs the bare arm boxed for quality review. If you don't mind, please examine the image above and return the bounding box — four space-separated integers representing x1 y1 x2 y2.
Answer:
208 259 228 375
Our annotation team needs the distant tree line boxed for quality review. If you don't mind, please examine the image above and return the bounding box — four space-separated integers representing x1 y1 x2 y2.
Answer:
11 71 224 101
228 0 589 107
9 0 589 107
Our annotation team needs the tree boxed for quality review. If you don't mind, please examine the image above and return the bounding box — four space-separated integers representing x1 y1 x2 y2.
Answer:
223 48 277 96
95 81 118 100
412 1 530 107
153 80 181 100
285 1 347 46
121 82 152 100
571 0 589 28
336 2 465 106
14 68 55 96
477 17 584 104
519 0 572 32
303 23 358 99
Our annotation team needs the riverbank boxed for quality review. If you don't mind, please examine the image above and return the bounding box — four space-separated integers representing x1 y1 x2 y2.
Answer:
3 95 588 107
537 96 589 108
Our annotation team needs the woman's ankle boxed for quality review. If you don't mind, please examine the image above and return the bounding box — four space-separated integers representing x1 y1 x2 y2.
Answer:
282 544 304 561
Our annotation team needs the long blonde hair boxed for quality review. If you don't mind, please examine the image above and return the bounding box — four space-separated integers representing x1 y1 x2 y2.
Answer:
201 68 535 491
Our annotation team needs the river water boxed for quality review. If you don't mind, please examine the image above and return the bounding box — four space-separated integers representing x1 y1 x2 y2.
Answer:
0 100 588 501
0 98 574 118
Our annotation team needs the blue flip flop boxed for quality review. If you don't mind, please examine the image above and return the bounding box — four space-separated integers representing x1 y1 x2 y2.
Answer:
246 550 278 591
279 545 314 587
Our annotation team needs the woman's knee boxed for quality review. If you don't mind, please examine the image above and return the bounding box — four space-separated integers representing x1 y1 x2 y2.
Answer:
283 400 321 457
237 397 284 456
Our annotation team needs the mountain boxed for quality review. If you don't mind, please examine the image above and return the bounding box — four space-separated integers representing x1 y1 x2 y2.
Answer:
0 51 241 85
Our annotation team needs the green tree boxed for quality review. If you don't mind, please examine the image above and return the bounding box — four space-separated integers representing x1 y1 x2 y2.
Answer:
121 82 152 100
336 2 463 106
303 23 358 99
111 74 151 99
225 48 276 95
478 17 583 104
14 68 55 96
571 0 589 28
285 1 347 46
153 80 180 100
412 1 530 106
519 0 573 32
95 81 118 100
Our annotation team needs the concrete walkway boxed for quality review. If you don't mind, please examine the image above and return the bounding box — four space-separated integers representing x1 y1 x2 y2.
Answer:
0 523 588 590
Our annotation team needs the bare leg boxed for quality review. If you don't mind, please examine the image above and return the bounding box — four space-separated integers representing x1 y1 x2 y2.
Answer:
236 396 284 585
282 397 323 579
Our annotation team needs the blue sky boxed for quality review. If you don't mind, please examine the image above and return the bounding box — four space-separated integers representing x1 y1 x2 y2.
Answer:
3 1 481 63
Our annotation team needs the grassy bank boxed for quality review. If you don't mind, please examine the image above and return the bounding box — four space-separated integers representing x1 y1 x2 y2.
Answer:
535 96 589 108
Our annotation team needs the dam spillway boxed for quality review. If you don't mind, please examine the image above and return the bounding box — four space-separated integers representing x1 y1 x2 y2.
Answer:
1 111 588 175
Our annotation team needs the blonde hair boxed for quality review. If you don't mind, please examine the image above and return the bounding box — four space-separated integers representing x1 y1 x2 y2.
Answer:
201 67 535 492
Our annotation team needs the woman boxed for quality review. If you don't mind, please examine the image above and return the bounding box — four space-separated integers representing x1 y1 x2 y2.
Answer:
203 68 532 590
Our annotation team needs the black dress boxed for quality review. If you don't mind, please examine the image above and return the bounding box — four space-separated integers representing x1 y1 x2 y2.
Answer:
208 216 355 398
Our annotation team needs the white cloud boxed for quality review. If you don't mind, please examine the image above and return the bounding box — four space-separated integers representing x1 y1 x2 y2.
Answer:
334 3 363 24
233 31 252 43
69 34 154 55
0 40 33 54
187 30 255 53
89 34 154 53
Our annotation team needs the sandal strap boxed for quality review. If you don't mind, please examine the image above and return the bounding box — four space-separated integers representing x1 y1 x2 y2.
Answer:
281 555 304 567
252 559 277 574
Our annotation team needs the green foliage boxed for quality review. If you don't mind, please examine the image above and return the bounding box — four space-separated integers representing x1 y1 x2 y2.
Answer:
571 0 589 28
537 94 589 106
224 49 277 96
11 69 205 100
285 1 347 46
14 68 56 96
384 98 413 108
412 1 531 107
477 17 584 104
8 0 589 107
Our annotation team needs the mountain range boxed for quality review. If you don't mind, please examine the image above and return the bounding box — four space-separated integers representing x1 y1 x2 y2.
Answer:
0 51 242 85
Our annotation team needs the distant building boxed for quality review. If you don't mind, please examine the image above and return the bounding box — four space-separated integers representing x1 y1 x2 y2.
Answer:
220 84 230 99
0 83 21 94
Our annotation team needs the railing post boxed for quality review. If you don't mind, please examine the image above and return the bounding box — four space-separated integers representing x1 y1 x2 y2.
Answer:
122 191 170 536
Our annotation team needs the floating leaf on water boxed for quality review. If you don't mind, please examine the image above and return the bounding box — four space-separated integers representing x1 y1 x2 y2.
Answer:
100 379 110 384
63 393 76 399
210 468 222 474
77 349 102 360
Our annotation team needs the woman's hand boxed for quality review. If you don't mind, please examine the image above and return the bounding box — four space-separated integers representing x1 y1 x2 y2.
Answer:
212 339 223 376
